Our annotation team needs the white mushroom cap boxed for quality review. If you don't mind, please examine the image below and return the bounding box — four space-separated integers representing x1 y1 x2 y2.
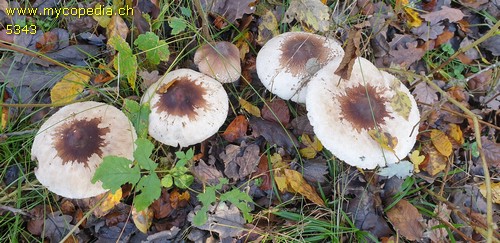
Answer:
31 101 137 198
256 32 344 103
306 57 420 169
141 69 229 147
194 41 241 83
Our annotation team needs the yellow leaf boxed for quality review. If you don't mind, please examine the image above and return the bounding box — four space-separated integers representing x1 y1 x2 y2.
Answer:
274 175 288 192
422 143 448 176
256 9 279 45
92 4 112 27
132 206 153 233
283 169 325 206
299 134 323 159
430 129 452 157
448 124 464 145
107 15 129 40
94 189 122 217
368 129 398 153
479 182 500 204
50 70 90 104
0 103 8 131
397 0 422 28
239 97 261 117
409 150 425 173
235 32 251 60
390 90 412 120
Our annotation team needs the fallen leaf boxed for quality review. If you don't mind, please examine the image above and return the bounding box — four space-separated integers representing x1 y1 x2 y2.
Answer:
239 97 261 117
151 189 173 219
107 15 129 40
139 70 161 91
283 0 330 32
275 168 325 206
92 4 112 27
222 115 248 143
132 206 153 234
397 0 422 27
302 158 328 184
201 0 256 24
170 189 190 209
430 129 452 157
389 41 426 67
249 117 299 154
377 160 413 179
261 98 290 126
481 137 500 169
386 199 425 241
50 69 90 104
420 6 464 25
368 129 398 153
94 189 122 217
412 81 438 104
192 158 223 186
220 143 260 181
447 124 464 145
479 182 500 204
44 211 78 242
188 202 245 238
256 9 279 45
390 89 413 121
299 134 323 159
422 143 448 176
253 155 272 190
334 28 361 80
424 203 450 242
36 31 59 53
409 150 425 173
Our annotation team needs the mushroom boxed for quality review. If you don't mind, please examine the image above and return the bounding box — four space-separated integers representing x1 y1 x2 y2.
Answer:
256 31 344 103
141 69 229 147
31 101 137 198
194 41 241 83
306 57 420 169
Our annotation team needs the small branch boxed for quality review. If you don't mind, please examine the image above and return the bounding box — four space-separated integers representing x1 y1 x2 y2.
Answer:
429 21 500 75
417 101 500 131
0 42 92 77
0 205 29 216
193 0 213 43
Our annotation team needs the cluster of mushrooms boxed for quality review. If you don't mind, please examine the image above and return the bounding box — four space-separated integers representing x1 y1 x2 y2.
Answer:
31 31 419 199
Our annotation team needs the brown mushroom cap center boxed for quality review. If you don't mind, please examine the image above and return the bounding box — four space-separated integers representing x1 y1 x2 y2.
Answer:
338 85 390 132
280 34 330 76
154 77 208 120
53 117 110 167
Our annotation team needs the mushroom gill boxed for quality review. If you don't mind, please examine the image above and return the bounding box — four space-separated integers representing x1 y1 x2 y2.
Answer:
154 77 208 120
279 33 330 76
53 117 110 167
338 85 391 133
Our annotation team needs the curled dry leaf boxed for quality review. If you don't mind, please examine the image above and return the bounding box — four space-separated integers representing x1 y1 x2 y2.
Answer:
239 97 261 117
421 143 448 176
222 115 248 143
132 206 153 234
274 168 325 206
386 199 424 241
94 189 122 217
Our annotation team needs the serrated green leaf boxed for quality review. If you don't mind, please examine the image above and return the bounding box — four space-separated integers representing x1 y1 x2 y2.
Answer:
169 17 186 35
134 138 157 171
92 156 140 193
174 174 193 189
186 148 194 160
134 32 170 65
108 35 137 89
180 7 191 17
123 99 150 138
193 205 210 226
220 189 253 222
161 174 173 188
134 173 161 211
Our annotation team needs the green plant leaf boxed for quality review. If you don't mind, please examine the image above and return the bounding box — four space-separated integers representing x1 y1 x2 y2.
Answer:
134 138 157 171
220 189 253 222
108 35 137 89
123 99 150 139
92 156 140 193
134 32 170 65
169 17 186 35
134 173 161 211
180 7 191 18
161 174 173 188
174 174 194 189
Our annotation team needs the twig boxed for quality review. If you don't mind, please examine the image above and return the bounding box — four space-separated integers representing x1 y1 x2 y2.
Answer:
417 101 500 131
193 0 214 43
429 21 500 75
0 205 29 216
463 62 500 84
423 188 500 241
0 42 92 77
0 129 37 138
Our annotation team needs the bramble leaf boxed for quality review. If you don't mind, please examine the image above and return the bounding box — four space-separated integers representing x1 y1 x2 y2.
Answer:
108 35 137 89
169 17 187 35
91 156 140 193
134 32 170 65
134 173 161 211
134 138 157 171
